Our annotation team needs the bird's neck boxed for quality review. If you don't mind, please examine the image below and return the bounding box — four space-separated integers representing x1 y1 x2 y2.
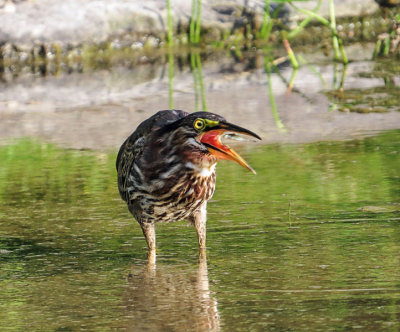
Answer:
172 136 217 175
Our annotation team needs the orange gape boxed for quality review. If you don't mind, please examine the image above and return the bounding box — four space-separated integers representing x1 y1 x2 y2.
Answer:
200 130 230 160
200 129 257 174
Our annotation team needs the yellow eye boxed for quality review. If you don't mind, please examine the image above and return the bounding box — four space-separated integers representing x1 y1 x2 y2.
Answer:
193 119 205 130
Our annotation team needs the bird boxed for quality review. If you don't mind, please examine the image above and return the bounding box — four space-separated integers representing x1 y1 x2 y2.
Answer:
116 110 260 251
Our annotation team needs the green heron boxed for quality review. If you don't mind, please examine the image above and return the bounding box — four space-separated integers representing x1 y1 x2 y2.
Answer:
116 110 260 251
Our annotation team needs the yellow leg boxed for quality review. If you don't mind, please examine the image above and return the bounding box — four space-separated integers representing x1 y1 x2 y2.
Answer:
190 203 207 249
194 218 206 249
141 222 156 250
147 247 156 269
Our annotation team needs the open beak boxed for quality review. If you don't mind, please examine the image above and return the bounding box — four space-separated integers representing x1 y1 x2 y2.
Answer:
199 122 261 174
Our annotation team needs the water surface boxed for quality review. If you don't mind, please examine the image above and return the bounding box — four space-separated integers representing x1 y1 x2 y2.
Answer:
0 130 399 331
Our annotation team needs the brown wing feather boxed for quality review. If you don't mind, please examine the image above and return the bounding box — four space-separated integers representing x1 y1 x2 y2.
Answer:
116 110 188 202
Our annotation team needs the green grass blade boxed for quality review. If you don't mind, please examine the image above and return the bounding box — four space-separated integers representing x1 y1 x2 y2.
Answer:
195 53 207 111
191 52 200 111
168 49 174 109
166 0 173 46
265 58 285 131
195 0 202 44
190 0 197 44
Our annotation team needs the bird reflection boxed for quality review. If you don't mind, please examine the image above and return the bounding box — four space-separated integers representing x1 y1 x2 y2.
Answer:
124 250 220 331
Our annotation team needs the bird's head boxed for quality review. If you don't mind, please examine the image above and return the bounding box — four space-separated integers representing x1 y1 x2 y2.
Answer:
163 112 261 174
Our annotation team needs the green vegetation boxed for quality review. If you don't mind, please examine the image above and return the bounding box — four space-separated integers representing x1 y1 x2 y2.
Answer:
373 11 400 58
166 0 174 46
288 0 348 64
189 0 202 44
326 58 400 112
264 58 285 130
190 52 207 111
257 0 346 70
168 48 174 109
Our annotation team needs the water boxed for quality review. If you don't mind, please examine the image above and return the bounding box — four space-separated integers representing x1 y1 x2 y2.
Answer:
0 130 399 331
0 43 400 331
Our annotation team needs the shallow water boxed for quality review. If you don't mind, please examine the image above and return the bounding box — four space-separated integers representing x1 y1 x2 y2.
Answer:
0 130 399 331
1 41 400 330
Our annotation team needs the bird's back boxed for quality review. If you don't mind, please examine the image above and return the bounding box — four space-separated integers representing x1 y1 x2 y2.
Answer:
116 110 189 203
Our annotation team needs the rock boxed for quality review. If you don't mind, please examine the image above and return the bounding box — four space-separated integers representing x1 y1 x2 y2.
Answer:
0 0 380 48
291 0 379 21
375 0 400 8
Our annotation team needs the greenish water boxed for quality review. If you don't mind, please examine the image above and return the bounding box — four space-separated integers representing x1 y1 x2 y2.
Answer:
0 131 399 331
